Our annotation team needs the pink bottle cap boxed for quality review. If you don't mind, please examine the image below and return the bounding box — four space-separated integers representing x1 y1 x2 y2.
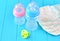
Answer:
13 4 25 17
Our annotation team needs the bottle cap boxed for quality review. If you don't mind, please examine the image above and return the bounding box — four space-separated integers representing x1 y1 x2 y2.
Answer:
13 4 25 17
26 2 39 18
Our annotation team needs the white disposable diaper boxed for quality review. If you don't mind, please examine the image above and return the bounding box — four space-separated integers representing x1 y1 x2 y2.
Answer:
37 5 60 36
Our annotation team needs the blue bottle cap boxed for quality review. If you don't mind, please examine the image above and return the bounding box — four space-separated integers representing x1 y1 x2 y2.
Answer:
26 2 40 18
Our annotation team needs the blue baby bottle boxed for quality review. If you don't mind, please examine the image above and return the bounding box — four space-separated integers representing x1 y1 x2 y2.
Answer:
26 2 40 31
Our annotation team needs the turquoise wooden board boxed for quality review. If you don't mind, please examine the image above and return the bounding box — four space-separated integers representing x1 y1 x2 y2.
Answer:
0 0 18 41
0 0 60 41
0 0 7 40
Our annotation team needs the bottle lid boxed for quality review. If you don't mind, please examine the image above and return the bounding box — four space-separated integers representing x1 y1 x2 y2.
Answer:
13 4 25 17
26 2 40 18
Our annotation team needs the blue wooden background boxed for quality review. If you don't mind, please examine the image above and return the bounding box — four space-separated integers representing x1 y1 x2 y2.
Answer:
0 0 60 41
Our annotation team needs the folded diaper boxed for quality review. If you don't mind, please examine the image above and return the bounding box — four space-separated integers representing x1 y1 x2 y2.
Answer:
54 4 60 11
37 5 60 36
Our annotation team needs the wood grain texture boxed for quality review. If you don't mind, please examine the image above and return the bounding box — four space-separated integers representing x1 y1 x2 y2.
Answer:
0 0 60 41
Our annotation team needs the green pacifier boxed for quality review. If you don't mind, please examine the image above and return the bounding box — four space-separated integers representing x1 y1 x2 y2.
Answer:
21 29 30 39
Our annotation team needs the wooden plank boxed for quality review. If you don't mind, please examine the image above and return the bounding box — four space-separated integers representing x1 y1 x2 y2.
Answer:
0 0 7 40
1 0 18 41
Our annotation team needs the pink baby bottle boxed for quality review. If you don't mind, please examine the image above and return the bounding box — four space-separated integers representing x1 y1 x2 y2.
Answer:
13 4 25 25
